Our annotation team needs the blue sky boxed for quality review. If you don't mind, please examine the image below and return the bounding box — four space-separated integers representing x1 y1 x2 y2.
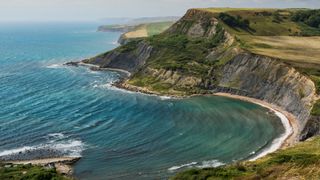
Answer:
0 0 319 22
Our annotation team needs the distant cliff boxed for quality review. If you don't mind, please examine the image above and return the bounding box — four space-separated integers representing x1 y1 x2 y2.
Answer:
83 8 320 140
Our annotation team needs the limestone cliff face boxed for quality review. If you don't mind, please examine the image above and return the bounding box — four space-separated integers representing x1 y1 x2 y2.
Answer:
217 53 317 135
82 9 319 140
83 41 153 73
165 9 221 39
144 68 202 88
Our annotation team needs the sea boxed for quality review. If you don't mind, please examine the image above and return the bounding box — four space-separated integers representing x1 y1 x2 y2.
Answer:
0 22 284 179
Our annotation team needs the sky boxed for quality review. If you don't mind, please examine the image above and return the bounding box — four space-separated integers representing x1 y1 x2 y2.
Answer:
0 0 319 22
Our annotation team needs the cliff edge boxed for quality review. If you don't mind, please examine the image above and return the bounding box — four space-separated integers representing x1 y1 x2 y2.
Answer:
81 8 320 141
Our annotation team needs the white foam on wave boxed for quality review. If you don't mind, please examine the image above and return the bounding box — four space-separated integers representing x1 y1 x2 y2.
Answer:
168 162 198 171
93 82 135 94
0 133 85 158
168 160 224 171
46 64 64 69
91 80 176 100
159 96 172 100
196 160 225 168
48 133 65 138
110 41 120 45
250 108 293 161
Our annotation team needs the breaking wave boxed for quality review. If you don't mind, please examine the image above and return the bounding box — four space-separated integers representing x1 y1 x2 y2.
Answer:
0 133 84 161
168 160 225 171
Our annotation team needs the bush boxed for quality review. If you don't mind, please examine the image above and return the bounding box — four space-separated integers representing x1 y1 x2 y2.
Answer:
218 13 250 29
292 10 320 28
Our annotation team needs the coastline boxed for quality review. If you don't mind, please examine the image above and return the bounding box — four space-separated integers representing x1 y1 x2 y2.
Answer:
78 62 132 76
213 93 298 158
66 62 300 162
4 157 80 176
114 81 299 160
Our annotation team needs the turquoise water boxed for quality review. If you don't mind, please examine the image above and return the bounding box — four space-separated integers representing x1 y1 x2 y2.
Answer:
0 23 284 179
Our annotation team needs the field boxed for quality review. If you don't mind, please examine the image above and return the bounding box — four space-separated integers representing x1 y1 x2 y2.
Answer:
240 35 320 67
122 21 175 39
173 136 320 180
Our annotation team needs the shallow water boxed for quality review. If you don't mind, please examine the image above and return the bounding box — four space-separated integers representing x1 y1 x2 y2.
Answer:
0 22 284 179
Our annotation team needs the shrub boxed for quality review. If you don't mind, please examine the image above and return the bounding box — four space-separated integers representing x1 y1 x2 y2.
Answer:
218 13 250 29
291 10 320 28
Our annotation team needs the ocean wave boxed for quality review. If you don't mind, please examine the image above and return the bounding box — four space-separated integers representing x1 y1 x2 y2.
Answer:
159 96 172 100
168 160 224 171
47 133 65 138
110 41 120 45
46 63 64 69
168 162 198 171
196 160 225 168
0 133 84 161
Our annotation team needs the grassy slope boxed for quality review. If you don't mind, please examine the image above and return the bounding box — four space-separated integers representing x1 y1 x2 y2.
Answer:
0 164 70 180
126 23 227 94
173 137 320 180
122 21 175 39
201 8 320 70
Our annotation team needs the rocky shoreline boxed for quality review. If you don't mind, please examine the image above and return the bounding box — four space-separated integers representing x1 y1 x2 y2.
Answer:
3 157 80 177
66 61 299 155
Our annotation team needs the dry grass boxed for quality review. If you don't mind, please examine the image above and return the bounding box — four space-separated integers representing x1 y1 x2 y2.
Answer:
200 8 276 13
122 21 174 39
240 35 320 67
123 25 148 38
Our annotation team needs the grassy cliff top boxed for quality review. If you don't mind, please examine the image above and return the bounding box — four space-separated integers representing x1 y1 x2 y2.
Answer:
0 164 70 180
173 136 320 179
195 8 320 81
122 21 175 39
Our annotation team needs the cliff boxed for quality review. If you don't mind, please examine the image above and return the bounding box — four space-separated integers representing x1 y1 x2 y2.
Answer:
218 53 317 135
82 8 320 140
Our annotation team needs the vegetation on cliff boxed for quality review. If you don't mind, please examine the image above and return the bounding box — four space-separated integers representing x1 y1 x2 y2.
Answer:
81 7 320 179
173 137 320 180
0 163 70 180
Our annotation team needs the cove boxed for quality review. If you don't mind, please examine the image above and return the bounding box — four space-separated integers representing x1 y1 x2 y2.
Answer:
0 23 284 179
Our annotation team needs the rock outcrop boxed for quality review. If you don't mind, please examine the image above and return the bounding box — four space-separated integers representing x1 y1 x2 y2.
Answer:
217 53 317 133
80 8 319 141
83 41 153 73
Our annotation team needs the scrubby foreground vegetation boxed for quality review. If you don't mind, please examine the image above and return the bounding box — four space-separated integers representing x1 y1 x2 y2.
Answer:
0 163 71 180
173 137 320 180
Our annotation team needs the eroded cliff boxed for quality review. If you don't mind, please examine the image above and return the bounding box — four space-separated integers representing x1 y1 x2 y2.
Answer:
81 8 319 140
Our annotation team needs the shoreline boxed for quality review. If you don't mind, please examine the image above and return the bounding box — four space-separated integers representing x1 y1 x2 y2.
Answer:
68 62 299 161
213 93 298 158
4 157 81 176
114 81 299 160
78 62 132 76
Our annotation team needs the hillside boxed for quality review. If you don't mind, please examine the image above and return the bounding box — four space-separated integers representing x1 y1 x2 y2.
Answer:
0 163 70 180
98 21 176 45
81 8 320 144
67 7 320 179
118 21 176 44
173 136 320 179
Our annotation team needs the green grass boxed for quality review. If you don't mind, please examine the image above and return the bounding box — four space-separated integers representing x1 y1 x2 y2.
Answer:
145 22 225 77
0 164 70 180
202 8 302 36
172 137 320 180
311 100 320 116
146 34 212 76
145 21 175 36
